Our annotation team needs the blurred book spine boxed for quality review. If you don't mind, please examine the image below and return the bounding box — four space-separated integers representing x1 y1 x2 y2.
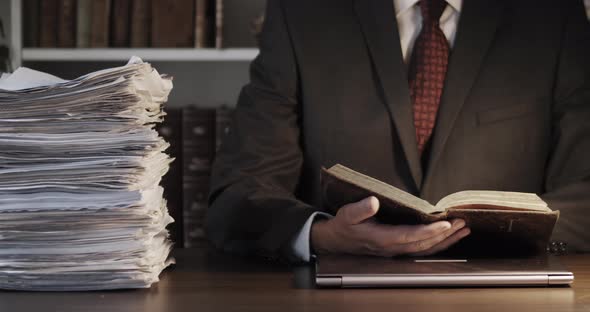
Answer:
89 0 112 47
111 0 132 47
181 107 216 247
157 108 184 248
195 0 209 48
151 0 194 47
215 0 223 49
222 0 266 48
76 0 92 48
57 0 77 48
23 0 40 47
215 106 233 152
130 0 151 47
23 0 266 48
39 0 58 47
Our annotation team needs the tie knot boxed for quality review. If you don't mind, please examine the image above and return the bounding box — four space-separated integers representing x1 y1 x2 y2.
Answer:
418 0 447 24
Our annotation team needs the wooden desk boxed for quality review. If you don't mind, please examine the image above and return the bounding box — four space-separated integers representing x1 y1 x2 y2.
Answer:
1 249 589 312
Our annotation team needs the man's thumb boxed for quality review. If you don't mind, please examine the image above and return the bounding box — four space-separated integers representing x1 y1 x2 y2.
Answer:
339 196 379 225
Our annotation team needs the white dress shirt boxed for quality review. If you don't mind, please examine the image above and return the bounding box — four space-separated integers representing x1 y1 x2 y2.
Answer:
289 0 463 262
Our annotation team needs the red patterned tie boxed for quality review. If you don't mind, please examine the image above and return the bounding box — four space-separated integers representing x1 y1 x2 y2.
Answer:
408 0 449 154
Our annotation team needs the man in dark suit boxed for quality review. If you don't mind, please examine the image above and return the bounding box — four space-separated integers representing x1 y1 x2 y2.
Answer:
206 0 590 262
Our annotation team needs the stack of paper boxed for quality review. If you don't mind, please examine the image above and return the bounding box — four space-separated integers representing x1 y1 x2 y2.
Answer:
0 57 175 291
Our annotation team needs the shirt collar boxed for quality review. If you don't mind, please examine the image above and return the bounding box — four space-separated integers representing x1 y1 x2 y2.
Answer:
394 0 463 17
446 0 463 13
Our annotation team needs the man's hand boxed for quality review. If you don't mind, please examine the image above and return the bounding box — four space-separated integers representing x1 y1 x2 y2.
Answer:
311 196 470 257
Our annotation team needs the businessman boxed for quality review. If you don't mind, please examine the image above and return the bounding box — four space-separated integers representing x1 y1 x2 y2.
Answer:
206 0 590 262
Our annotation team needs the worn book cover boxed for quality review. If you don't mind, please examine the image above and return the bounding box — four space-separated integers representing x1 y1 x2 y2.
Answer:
215 0 224 49
321 164 559 253
23 0 40 47
194 0 209 48
39 0 58 47
76 0 92 47
221 0 266 48
89 0 111 47
111 0 132 47
214 106 233 152
57 0 77 47
156 108 184 248
181 107 216 247
130 0 151 47
151 0 194 47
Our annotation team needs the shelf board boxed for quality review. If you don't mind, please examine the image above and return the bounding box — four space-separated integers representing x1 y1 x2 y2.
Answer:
22 48 259 62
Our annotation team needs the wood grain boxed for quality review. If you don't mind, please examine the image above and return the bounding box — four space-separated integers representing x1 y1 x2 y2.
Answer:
1 248 589 312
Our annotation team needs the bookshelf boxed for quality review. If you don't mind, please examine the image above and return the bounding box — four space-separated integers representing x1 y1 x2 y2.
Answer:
5 0 263 106
9 0 259 66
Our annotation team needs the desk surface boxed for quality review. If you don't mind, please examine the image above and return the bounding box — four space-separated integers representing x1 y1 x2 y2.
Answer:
1 249 589 312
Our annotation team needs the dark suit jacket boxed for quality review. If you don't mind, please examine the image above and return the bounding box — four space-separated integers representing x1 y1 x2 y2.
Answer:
206 0 590 261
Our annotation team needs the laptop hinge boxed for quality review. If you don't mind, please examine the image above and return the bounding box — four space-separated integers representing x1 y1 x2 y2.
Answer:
316 276 342 288
548 274 574 285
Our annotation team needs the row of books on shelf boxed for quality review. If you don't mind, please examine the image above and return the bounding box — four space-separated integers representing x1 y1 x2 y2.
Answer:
23 0 266 49
156 106 233 248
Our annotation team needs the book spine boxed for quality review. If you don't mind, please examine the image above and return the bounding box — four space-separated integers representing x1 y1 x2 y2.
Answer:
252 13 265 47
23 0 40 48
76 0 92 48
194 0 209 48
156 108 184 248
181 107 216 248
110 0 132 47
130 0 151 47
89 0 111 47
215 106 234 152
222 0 266 48
215 0 223 49
183 176 210 248
151 0 195 47
39 0 58 47
56 0 77 48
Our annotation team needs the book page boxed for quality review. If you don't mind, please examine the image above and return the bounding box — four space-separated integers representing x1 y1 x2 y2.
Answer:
435 190 551 212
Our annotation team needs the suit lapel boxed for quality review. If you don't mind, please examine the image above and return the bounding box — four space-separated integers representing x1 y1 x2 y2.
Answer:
354 0 423 190
423 0 504 189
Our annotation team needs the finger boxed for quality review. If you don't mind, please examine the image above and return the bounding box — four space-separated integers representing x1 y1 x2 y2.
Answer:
386 219 466 255
411 227 471 257
338 196 379 225
370 220 452 245
360 219 458 256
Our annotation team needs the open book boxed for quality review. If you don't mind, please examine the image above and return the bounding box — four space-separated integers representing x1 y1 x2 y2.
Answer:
321 164 560 252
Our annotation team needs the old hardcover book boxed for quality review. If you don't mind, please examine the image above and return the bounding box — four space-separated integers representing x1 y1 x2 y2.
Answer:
110 0 132 47
222 0 266 48
322 164 560 252
151 0 194 47
215 0 224 49
56 0 77 47
39 0 58 47
23 0 40 47
182 175 210 247
194 0 209 48
156 108 184 248
181 107 216 247
89 0 112 47
130 0 151 47
76 0 92 47
214 106 233 152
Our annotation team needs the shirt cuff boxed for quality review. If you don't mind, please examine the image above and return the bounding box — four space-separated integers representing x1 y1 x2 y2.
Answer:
289 211 333 262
